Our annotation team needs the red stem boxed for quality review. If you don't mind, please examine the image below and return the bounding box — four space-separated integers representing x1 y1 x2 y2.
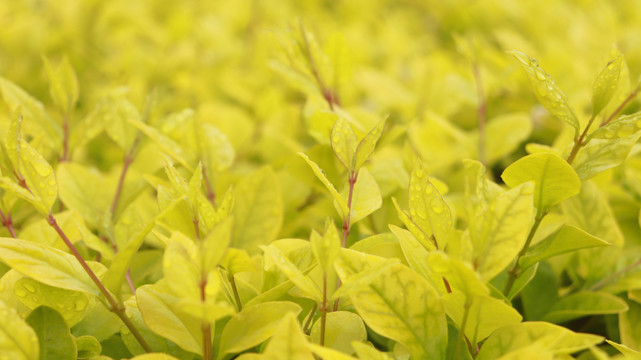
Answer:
0 209 17 238
201 164 216 207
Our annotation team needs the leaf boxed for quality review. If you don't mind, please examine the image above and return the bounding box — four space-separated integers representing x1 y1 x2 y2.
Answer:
427 251 488 298
619 299 641 351
311 219 341 274
392 197 436 251
136 283 202 355
331 249 399 301
163 233 201 301
16 139 58 215
521 261 558 320
310 311 367 354
592 52 623 117
346 167 382 224
502 153 581 214
232 166 283 254
408 162 452 249
606 340 641 358
0 176 48 218
588 111 641 141
572 134 641 180
519 225 610 270
261 244 322 302
130 354 181 360
43 56 79 114
508 51 580 136
480 113 532 164
390 225 439 289
25 306 77 360
57 162 112 228
442 292 522 343
217 301 302 357
353 117 387 171
4 108 22 174
262 313 314 360
14 277 94 327
471 182 535 281
337 255 446 360
351 342 394 360
75 335 102 359
201 217 233 273
331 117 358 171
298 152 349 218
128 117 193 170
506 262 539 302
198 122 235 172
0 77 62 149
0 237 103 295
476 322 603 360
542 291 628 323
308 344 359 360
0 299 39 360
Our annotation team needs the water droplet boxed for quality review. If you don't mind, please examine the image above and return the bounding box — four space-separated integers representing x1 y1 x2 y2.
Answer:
417 209 427 219
48 178 56 186
424 186 433 195
414 167 425 178
14 287 27 297
23 282 36 293
617 126 634 138
431 202 444 214
530 58 539 66
535 68 547 81
409 209 417 218
32 161 52 177
603 129 616 139
412 182 421 191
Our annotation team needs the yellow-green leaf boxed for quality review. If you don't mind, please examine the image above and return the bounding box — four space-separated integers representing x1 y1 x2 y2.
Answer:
310 311 366 355
502 153 580 214
351 342 394 360
592 52 623 117
163 233 201 301
587 111 641 141
43 56 79 114
606 340 641 358
57 162 112 228
509 51 580 136
308 344 359 360
202 217 233 273
218 301 302 357
0 238 103 295
298 152 349 218
346 167 382 224
311 219 341 274
392 197 436 251
130 354 181 360
353 117 387 171
331 117 358 171
428 251 488 298
390 225 438 288
262 313 314 360
17 140 58 215
262 244 322 302
542 291 628 324
129 117 193 170
0 299 39 360
26 306 77 360
233 166 283 254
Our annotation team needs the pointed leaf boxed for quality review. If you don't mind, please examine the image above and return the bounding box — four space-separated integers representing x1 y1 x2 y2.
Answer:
390 225 437 287
163 234 201 301
331 117 358 171
57 162 112 228
218 301 302 357
619 299 641 352
233 166 283 254
298 152 349 218
202 217 233 273
392 197 436 251
308 344 358 360
509 51 580 136
572 134 641 180
128 118 193 170
262 313 314 360
25 306 76 360
311 219 341 274
542 291 628 323
43 56 79 114
592 52 623 116
262 244 322 302
354 117 387 170
502 153 581 213
310 311 366 354
428 252 488 298
0 299 39 360
17 140 58 215
606 340 641 358
351 342 394 360
589 112 641 141
346 167 382 224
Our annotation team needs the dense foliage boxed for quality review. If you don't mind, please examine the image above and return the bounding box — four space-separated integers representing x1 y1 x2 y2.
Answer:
1 0 641 359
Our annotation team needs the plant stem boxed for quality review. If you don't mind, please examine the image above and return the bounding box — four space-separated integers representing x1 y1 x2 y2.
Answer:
229 274 243 311
320 274 328 346
589 257 641 291
503 213 545 296
60 113 70 162
566 115 596 164
110 137 140 217
453 300 472 360
201 164 216 207
299 21 339 110
473 63 487 165
303 302 317 334
0 209 17 238
333 171 358 311
601 86 640 127
200 275 212 360
47 214 152 352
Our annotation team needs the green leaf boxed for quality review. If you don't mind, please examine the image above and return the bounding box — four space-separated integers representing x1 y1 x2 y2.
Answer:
588 111 641 141
506 262 539 301
0 176 48 218
0 299 39 360
310 311 366 354
332 249 399 301
502 153 581 214
392 197 436 251
519 225 610 270
408 161 452 249
480 113 532 164
476 322 603 360
353 117 387 171
331 117 358 171
592 52 623 117
130 354 181 360
572 134 641 180
14 277 94 327
508 51 580 136
0 77 62 149
521 262 558 320
606 340 641 358
619 299 641 351
128 117 193 171
390 225 439 289
262 313 314 360
163 233 201 301
217 301 302 358
427 251 488 298
542 291 628 323
0 238 103 295
308 344 358 360
57 162 112 228
136 282 202 355
233 166 283 254
262 244 321 302
16 139 58 215
43 56 79 114
351 342 394 360
4 107 22 174
337 255 446 360
442 292 522 343
197 122 235 173
75 335 102 359
25 306 77 360
201 217 233 273
298 152 349 218
311 219 341 274
471 182 535 281
345 167 382 224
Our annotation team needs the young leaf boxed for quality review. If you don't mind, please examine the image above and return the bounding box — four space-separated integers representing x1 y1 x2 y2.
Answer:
261 244 322 302
310 311 366 354
75 335 102 359
298 152 349 218
606 340 641 358
163 233 201 301
57 162 112 228
43 56 79 114
353 116 387 171
331 117 358 171
16 140 58 215
392 197 436 251
619 300 641 352
590 111 641 140
408 162 452 249
542 291 628 324
0 299 39 360
572 134 641 180
345 167 382 224
232 166 283 254
128 117 194 171
501 153 581 214
428 251 488 298
217 301 302 358
26 306 77 360
201 217 233 273
592 52 623 117
390 225 439 289
311 219 341 274
0 237 104 295
519 224 610 270
262 313 314 360
508 51 580 136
